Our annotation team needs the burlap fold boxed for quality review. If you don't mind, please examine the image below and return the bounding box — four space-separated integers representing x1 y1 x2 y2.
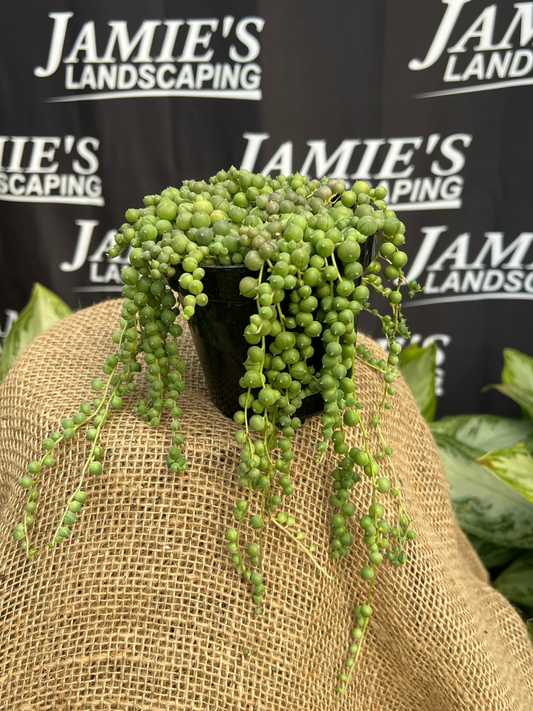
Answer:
0 299 532 711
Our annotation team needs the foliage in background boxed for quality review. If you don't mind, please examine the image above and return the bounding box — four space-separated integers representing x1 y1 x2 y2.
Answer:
400 344 533 638
397 342 437 422
0 284 72 383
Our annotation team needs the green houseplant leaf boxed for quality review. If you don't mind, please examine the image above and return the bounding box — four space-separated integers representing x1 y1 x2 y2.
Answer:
0 284 72 383
467 534 521 570
398 342 437 422
493 552 533 608
488 385 533 420
430 415 533 548
475 444 533 504
430 413 533 453
502 348 533 393
483 349 533 419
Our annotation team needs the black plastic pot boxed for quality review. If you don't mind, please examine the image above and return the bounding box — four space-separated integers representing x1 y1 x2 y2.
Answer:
169 235 376 421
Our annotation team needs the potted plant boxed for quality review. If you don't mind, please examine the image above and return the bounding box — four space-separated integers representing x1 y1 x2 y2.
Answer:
12 166 422 696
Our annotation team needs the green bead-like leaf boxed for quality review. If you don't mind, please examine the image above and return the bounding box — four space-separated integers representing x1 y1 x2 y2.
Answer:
398 342 437 422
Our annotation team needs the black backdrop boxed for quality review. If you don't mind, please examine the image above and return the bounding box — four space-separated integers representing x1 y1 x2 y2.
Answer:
1 0 532 418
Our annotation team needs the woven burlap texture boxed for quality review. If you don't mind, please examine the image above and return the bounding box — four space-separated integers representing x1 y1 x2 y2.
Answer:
0 299 532 711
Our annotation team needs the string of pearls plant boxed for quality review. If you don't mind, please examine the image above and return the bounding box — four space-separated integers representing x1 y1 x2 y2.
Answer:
13 167 421 696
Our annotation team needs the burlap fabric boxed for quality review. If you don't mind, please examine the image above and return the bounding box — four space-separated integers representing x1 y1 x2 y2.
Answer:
1 300 532 711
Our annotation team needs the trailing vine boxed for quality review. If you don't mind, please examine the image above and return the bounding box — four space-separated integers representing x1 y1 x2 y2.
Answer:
12 167 421 696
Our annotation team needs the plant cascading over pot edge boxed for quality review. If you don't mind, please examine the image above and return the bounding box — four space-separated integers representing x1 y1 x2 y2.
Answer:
13 166 422 697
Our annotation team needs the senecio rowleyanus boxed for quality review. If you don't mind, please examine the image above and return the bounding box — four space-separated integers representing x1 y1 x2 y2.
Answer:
14 168 421 697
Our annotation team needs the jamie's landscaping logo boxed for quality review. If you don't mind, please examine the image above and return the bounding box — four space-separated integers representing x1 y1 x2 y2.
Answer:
0 135 103 206
403 226 533 306
59 219 128 292
35 13 264 103
409 1 533 98
241 131 472 212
